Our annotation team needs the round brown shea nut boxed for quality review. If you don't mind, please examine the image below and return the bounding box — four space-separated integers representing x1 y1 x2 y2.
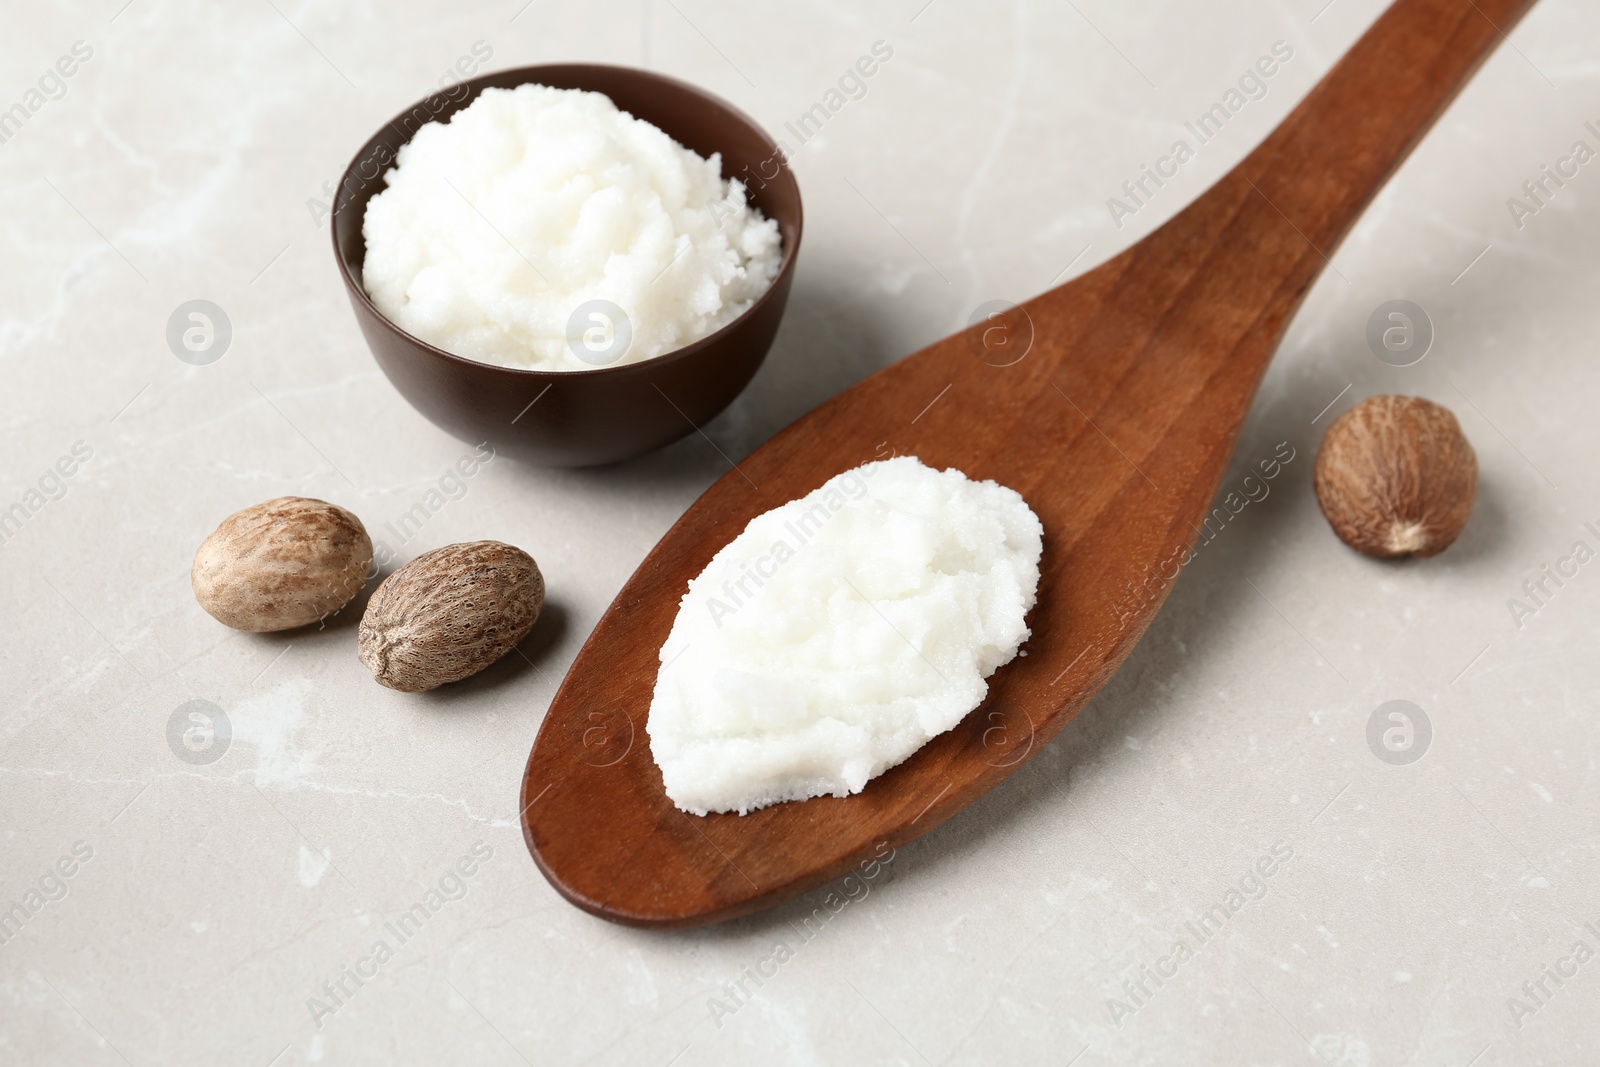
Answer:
1313 394 1478 558
192 497 374 632
358 541 544 692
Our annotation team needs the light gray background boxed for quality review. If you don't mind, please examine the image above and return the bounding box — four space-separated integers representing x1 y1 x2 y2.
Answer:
3 0 1598 1063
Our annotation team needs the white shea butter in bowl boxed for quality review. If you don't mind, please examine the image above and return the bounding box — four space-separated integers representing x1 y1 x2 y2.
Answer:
648 456 1044 816
361 84 781 371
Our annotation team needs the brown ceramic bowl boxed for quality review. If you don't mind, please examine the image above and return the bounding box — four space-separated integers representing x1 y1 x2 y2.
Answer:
331 64 802 467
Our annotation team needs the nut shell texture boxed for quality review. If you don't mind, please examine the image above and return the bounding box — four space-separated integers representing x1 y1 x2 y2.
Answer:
191 497 373 632
1314 395 1477 558
358 541 544 692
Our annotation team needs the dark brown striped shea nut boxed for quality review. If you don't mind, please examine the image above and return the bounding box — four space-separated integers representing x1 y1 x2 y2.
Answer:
1313 395 1477 559
358 541 543 692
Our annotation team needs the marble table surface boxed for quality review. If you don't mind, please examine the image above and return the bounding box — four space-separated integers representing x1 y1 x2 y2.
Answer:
4 0 1599 1063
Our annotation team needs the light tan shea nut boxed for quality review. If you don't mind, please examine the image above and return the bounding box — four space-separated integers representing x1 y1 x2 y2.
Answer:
1313 395 1477 559
192 497 373 632
358 541 543 692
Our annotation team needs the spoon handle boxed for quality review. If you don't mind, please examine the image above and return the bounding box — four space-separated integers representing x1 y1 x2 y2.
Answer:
1037 0 1542 597
1164 0 1539 330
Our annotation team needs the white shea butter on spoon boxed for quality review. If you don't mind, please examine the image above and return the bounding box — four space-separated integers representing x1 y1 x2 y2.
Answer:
647 456 1043 816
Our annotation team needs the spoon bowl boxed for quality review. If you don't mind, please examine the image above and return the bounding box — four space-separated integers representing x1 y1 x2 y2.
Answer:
522 0 1537 926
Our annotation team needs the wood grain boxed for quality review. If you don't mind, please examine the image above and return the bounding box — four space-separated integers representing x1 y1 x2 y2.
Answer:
521 0 1538 927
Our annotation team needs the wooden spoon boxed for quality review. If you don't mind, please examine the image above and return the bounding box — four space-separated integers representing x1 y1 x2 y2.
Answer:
521 0 1537 927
